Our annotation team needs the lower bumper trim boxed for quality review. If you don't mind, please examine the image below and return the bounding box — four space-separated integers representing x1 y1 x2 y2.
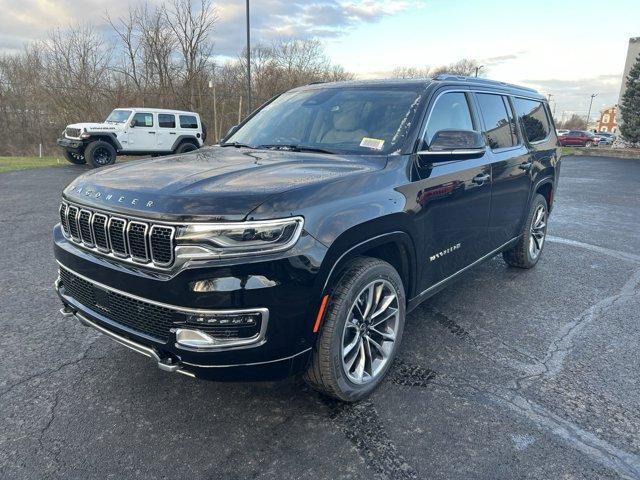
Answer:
63 304 195 378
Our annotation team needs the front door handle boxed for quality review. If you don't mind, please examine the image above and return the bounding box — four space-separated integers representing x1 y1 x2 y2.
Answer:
472 173 490 185
519 161 533 171
148 131 156 134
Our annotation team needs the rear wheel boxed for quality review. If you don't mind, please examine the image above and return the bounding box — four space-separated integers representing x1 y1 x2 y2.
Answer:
304 257 405 402
585 141 594 147
63 150 86 165
175 141 198 154
502 193 548 268
85 141 116 168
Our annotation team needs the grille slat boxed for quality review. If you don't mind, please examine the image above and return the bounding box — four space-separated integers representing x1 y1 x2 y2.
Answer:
59 202 177 268
150 226 175 266
92 214 109 251
78 210 94 246
127 222 149 262
108 218 128 256
67 206 81 240
59 204 69 237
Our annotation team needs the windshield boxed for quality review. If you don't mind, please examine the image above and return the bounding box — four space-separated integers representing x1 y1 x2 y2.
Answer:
105 109 132 123
226 86 424 154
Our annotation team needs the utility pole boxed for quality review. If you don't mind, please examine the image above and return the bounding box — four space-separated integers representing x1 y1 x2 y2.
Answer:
245 0 251 116
586 93 598 126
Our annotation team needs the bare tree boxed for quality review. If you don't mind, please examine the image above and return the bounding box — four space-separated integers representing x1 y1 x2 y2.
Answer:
392 59 484 79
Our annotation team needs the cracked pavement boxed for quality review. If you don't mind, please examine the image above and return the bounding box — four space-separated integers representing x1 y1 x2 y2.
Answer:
1 155 639 479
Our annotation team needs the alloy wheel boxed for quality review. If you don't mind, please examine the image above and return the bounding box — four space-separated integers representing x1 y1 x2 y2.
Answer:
94 147 111 165
341 279 399 384
529 204 547 259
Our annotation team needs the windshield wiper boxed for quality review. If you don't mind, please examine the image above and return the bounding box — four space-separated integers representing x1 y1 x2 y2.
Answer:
258 144 335 154
219 141 256 149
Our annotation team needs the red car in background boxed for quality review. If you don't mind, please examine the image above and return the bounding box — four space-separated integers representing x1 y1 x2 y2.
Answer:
558 130 598 147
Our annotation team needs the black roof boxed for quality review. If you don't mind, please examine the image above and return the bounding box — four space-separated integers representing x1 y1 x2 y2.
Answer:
296 75 545 100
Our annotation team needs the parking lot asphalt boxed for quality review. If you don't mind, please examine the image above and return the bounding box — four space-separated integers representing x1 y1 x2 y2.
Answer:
1 155 639 480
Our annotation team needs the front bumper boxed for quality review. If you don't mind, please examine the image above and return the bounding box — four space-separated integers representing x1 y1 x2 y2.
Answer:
53 224 326 381
57 137 84 151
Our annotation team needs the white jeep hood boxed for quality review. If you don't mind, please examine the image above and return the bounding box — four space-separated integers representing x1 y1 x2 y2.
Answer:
66 122 121 132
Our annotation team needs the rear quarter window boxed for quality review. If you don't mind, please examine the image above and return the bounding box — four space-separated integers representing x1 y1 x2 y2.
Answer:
513 98 551 143
180 115 199 129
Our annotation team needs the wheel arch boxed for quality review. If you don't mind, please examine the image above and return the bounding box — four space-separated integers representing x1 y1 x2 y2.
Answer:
318 227 417 304
86 134 122 151
171 135 200 151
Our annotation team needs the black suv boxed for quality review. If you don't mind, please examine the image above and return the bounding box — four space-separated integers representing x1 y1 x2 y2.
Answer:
54 76 560 401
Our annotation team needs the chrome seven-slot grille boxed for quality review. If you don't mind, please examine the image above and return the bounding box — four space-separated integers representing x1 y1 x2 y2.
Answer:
59 202 175 268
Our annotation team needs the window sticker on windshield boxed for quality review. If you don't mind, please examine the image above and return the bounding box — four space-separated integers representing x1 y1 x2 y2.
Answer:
360 137 385 150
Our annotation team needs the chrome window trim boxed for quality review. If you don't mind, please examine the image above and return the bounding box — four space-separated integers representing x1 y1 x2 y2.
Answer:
107 216 128 257
78 209 95 247
149 225 176 267
126 220 150 263
91 213 110 252
418 87 551 151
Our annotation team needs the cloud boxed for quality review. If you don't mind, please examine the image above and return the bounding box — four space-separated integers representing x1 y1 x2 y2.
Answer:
520 74 623 115
0 0 420 54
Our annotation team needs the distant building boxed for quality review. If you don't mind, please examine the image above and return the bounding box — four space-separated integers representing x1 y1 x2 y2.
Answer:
596 106 618 133
619 37 640 103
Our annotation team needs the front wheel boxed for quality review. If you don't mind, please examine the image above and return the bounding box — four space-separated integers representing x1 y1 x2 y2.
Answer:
63 150 86 165
585 141 594 148
502 193 548 268
85 141 116 168
304 257 405 402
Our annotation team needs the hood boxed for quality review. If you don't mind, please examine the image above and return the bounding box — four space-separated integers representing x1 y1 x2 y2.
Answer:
63 146 386 221
67 122 122 133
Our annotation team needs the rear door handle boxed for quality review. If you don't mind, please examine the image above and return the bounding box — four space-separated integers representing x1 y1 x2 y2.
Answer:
148 131 156 134
519 161 532 171
472 173 490 185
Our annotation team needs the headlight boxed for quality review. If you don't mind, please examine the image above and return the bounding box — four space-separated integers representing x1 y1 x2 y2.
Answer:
175 217 304 257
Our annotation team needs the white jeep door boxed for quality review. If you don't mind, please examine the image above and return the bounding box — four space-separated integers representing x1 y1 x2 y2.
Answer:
128 112 159 152
156 113 178 152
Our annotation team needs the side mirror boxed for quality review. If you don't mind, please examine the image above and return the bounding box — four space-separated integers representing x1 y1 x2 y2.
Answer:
417 130 486 163
129 119 136 128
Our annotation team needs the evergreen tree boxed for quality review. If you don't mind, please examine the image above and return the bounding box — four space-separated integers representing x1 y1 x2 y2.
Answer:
620 54 640 143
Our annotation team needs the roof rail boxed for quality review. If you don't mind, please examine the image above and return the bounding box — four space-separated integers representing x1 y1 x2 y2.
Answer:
433 74 538 93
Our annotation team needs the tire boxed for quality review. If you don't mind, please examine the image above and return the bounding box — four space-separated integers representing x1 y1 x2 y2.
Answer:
502 193 548 268
63 150 86 165
174 141 198 154
85 141 116 168
304 257 406 402
585 141 594 148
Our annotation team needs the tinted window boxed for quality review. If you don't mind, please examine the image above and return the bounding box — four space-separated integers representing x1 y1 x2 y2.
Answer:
132 112 153 127
159 114 176 128
476 93 517 149
425 92 475 145
513 98 550 143
180 115 198 129
569 131 581 136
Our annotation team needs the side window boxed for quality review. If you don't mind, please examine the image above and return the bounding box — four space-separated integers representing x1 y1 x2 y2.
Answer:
513 98 551 143
180 115 198 129
424 92 475 145
132 112 153 127
476 93 517 149
159 114 176 128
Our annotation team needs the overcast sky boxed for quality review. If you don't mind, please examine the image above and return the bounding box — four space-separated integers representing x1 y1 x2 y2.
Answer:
1 0 638 119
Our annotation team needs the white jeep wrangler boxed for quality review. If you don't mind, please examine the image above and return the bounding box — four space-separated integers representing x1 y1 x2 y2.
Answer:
57 108 206 168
